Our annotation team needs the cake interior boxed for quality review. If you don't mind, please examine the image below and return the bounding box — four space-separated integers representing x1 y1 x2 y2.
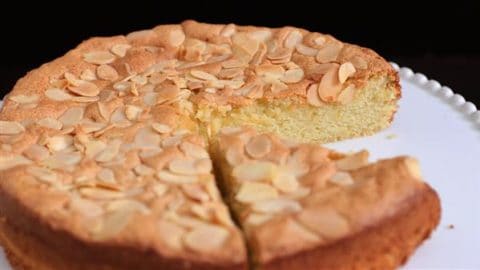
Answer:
197 75 398 143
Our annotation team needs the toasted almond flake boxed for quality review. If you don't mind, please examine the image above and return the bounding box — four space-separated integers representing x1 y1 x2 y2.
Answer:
79 187 124 200
59 107 84 126
248 30 272 42
111 44 131 57
46 135 73 152
182 184 210 202
232 161 277 182
220 126 242 135
45 88 73 101
179 141 209 159
68 81 100 97
404 158 422 179
9 94 39 104
317 65 342 102
83 51 116 65
298 207 350 239
69 197 104 217
272 170 299 193
245 134 272 158
96 140 121 162
97 64 119 81
151 123 173 134
329 171 354 186
26 166 57 184
0 120 25 135
315 43 342 63
338 62 356 83
169 158 199 175
235 182 279 203
85 140 107 158
157 219 186 250
222 59 245 69
97 168 116 183
252 198 302 214
270 81 288 94
314 36 326 46
285 186 311 200
42 151 82 169
72 96 100 103
80 69 97 81
190 70 218 81
106 199 150 214
220 23 236 37
335 150 369 170
184 225 229 253
169 29 186 47
337 85 356 105
225 147 247 166
134 128 161 149
24 144 49 161
245 213 274 226
152 183 169 196
284 30 303 49
125 105 142 121
350 55 368 69
0 155 32 171
295 43 318 56
306 84 323 107
281 68 304 83
64 72 82 86
157 170 198 184
93 209 132 239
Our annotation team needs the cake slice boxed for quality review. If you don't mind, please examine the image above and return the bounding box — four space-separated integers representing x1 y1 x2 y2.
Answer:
213 127 440 270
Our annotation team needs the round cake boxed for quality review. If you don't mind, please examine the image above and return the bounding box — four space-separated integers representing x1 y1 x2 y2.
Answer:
0 20 438 270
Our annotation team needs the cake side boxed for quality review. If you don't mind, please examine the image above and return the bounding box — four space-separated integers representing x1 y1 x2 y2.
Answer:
212 127 440 269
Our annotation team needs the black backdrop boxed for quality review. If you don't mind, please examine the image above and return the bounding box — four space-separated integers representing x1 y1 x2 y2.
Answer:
1 1 479 105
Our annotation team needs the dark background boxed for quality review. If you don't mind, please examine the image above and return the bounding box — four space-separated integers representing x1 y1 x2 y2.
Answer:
1 1 479 105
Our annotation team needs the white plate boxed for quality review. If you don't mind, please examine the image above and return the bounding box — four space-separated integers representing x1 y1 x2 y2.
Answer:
0 64 479 269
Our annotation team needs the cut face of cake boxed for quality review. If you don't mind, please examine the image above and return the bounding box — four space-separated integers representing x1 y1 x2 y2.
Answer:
0 20 434 270
213 127 440 270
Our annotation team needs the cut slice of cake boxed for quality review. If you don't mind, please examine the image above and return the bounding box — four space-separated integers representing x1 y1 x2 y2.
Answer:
213 127 440 270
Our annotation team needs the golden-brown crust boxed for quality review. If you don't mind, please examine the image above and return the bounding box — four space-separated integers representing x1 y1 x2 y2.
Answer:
262 185 440 270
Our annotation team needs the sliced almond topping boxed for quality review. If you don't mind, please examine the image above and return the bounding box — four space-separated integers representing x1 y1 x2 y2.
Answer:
184 225 229 253
225 147 247 166
232 161 277 182
284 30 303 49
106 199 150 214
295 43 318 56
252 198 302 214
335 150 369 170
245 134 272 158
337 85 356 105
93 209 132 239
9 94 39 104
350 55 368 69
85 140 107 158
111 44 131 57
222 59 245 69
329 171 354 186
46 135 73 152
306 83 324 107
79 187 124 200
24 144 49 161
317 65 342 102
42 152 82 168
157 219 186 251
169 29 186 47
26 166 57 184
235 182 279 203
125 105 142 121
45 88 73 101
404 158 422 179
157 170 198 184
272 170 299 193
182 184 210 202
0 155 32 171
169 159 199 175
97 64 119 81
96 140 121 162
67 81 100 97
245 213 274 226
151 123 173 134
314 36 326 46
69 197 104 217
83 51 116 65
152 183 169 197
180 141 209 159
297 207 350 239
281 68 304 83
338 62 356 83
97 168 116 183
0 120 25 135
190 70 218 81
80 69 97 81
315 43 342 63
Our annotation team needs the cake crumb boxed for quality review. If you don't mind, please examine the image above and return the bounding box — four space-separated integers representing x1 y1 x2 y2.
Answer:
386 134 397 140
447 224 455 229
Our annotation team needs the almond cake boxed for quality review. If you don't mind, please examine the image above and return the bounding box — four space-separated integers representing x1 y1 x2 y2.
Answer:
0 20 439 270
